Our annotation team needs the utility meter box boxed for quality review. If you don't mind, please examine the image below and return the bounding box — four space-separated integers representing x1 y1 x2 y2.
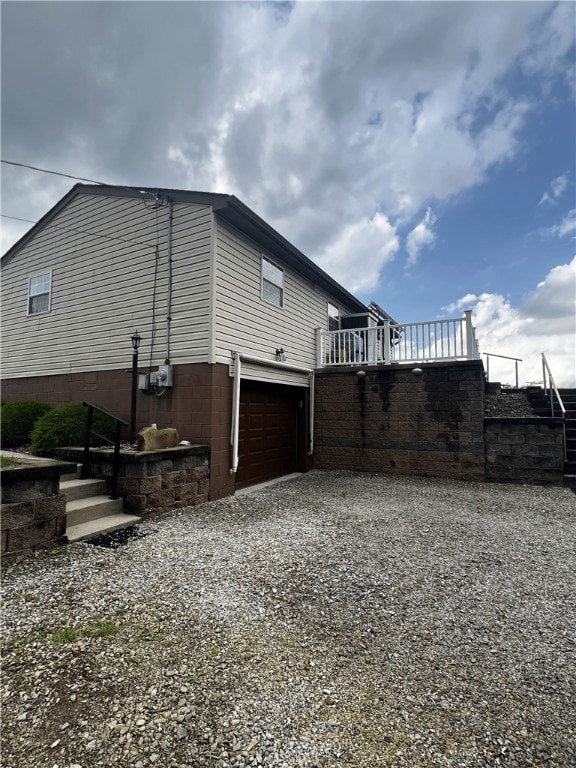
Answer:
157 364 173 387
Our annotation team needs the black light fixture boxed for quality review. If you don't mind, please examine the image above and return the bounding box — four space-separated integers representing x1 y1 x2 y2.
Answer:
275 347 286 362
130 330 142 443
131 330 142 352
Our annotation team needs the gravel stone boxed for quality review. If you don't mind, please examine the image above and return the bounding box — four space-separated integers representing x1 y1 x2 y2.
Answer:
2 470 575 767
484 391 535 417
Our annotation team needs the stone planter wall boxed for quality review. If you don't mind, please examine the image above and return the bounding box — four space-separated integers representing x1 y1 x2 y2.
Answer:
484 417 565 485
1 458 76 564
56 445 210 515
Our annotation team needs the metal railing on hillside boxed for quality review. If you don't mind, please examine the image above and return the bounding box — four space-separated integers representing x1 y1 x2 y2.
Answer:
81 402 128 500
542 354 566 463
542 354 566 419
317 311 479 367
483 352 523 388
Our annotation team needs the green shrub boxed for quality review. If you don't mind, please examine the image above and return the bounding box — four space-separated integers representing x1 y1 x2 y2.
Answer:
30 403 116 456
0 400 53 448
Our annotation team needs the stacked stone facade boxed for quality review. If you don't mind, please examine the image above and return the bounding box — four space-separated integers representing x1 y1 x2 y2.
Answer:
57 445 210 515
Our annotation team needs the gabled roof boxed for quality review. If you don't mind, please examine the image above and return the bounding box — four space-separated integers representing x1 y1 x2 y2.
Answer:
2 183 368 314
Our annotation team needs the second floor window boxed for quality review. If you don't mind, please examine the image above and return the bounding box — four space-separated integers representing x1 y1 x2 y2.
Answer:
262 256 284 307
28 272 52 315
328 303 340 331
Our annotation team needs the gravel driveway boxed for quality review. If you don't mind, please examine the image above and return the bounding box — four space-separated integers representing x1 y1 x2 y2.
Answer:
2 470 575 768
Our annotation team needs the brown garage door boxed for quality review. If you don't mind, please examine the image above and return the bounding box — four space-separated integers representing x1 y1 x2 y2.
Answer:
236 380 300 489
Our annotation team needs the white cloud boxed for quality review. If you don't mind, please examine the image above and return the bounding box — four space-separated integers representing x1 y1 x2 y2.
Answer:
543 209 576 239
1 0 574 310
315 212 399 295
538 171 570 206
406 208 437 266
446 258 576 387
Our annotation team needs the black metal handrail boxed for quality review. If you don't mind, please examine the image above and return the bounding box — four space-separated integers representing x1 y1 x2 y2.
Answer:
81 402 128 500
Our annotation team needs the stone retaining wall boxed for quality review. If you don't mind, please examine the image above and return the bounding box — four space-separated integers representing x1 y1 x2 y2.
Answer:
1 458 76 564
315 361 486 481
57 445 210 514
484 417 565 485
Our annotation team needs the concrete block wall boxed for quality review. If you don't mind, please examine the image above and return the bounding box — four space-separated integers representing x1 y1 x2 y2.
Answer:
484 417 565 485
1 362 234 501
1 459 76 564
315 361 486 481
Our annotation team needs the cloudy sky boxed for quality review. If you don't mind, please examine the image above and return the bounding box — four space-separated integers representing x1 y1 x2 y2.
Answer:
2 1 575 385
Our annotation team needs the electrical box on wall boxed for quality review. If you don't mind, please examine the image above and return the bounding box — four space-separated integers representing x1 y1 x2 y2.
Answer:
158 364 173 387
149 365 173 388
138 373 150 391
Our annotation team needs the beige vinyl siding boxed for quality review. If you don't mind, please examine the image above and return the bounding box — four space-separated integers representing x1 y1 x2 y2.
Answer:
1 193 212 378
164 202 213 362
214 219 357 387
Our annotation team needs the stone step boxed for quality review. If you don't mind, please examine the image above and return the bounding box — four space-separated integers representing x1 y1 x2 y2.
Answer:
61 478 107 501
66 514 142 543
66 495 124 526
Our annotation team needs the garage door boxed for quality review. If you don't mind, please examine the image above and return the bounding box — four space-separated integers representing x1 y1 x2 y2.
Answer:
236 380 300 488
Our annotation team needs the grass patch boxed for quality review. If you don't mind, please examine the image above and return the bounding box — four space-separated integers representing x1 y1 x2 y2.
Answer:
0 456 20 468
52 625 82 644
86 619 120 638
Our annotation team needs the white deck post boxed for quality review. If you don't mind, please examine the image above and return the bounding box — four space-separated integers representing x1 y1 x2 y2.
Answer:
464 311 476 360
383 320 391 364
316 327 323 368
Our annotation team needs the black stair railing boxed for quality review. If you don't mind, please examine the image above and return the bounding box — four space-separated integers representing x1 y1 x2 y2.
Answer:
81 402 128 500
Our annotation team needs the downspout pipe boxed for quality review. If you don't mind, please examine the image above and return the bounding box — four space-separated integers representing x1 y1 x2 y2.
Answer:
230 352 242 474
308 371 314 455
229 352 315 474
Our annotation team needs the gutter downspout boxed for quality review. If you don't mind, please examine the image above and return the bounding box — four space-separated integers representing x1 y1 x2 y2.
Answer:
229 352 315 475
308 371 314 455
230 352 242 474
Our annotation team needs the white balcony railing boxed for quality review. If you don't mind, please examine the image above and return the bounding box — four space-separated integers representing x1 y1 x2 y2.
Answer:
317 310 479 367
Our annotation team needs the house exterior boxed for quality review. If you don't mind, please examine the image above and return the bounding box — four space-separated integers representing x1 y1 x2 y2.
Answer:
1 184 370 499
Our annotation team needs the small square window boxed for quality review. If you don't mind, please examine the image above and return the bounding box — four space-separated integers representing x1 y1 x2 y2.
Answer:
262 256 283 307
328 303 340 331
28 271 52 315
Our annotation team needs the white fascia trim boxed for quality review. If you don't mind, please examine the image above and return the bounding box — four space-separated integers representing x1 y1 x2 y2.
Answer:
236 353 314 375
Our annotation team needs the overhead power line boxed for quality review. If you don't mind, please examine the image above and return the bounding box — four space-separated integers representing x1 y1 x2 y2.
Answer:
1 159 106 185
1 214 36 225
1 213 157 250
0 159 165 206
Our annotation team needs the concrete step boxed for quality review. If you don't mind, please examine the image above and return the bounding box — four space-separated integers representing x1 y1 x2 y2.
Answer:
66 514 142 543
60 465 81 482
66 495 123 526
61 478 107 501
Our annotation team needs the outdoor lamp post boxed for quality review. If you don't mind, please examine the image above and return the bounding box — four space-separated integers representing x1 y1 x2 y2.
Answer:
130 330 142 444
